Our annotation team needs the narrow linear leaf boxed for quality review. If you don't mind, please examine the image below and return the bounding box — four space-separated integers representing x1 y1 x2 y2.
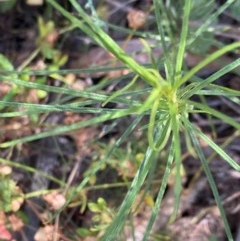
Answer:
188 100 240 130
178 42 240 87
0 108 138 148
183 58 240 99
187 121 234 241
142 139 174 240
190 124 240 171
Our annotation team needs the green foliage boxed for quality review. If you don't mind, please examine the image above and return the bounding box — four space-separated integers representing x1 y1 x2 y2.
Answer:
76 227 92 238
0 0 16 13
190 0 216 21
88 198 115 234
36 16 68 83
0 0 239 240
0 53 15 73
0 54 18 110
0 175 22 212
37 17 57 59
229 0 240 20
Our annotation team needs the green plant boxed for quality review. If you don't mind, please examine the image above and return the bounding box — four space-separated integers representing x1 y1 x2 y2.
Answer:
0 0 240 240
0 165 23 213
0 0 16 13
88 197 115 233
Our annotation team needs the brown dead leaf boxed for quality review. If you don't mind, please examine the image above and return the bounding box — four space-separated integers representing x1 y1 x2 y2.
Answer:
45 30 59 47
11 186 24 212
0 212 6 225
65 73 76 86
64 112 82 125
3 116 33 140
64 113 97 155
11 197 24 212
26 89 40 103
117 160 136 178
43 191 66 210
71 79 91 91
8 214 24 231
32 59 46 71
0 82 12 98
127 10 147 30
0 165 12 176
26 0 44 6
34 225 60 241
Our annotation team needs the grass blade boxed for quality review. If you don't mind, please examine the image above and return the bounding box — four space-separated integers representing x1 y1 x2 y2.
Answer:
188 100 240 130
0 108 138 148
101 146 156 241
175 0 192 82
178 42 240 87
187 121 234 241
190 125 240 171
183 58 240 99
142 139 174 240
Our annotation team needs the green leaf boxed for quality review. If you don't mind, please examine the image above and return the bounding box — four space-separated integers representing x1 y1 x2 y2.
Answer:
37 89 47 99
190 0 215 21
188 31 214 54
0 0 16 13
229 0 240 20
97 197 107 208
187 120 234 241
0 178 18 212
0 53 14 72
76 228 91 237
190 124 240 171
88 202 101 213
